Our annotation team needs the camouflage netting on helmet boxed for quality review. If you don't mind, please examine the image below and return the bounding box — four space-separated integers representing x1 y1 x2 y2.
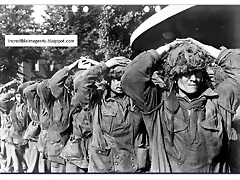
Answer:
161 41 215 79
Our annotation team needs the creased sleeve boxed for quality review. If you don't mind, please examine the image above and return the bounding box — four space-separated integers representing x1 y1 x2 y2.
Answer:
121 50 164 112
75 62 108 108
0 92 15 113
23 83 39 114
214 49 240 140
215 49 240 111
48 67 70 99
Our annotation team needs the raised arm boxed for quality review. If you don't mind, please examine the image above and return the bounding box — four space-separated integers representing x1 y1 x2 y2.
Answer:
48 60 80 99
75 57 129 108
23 83 39 114
0 91 15 113
215 49 240 105
214 49 240 140
75 62 108 108
121 42 179 112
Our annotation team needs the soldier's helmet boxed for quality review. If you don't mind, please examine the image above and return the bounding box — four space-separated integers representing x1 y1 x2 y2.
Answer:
159 41 216 89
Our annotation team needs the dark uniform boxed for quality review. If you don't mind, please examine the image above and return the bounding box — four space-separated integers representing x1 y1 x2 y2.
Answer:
0 92 15 172
23 83 42 172
121 48 240 172
77 62 149 172
45 67 74 172
9 100 30 172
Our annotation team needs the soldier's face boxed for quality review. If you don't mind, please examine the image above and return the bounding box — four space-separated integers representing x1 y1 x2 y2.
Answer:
177 70 204 95
111 79 124 94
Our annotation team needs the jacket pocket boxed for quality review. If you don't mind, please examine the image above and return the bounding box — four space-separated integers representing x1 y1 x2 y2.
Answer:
96 148 111 156
201 115 220 131
200 115 223 160
164 115 187 164
60 136 84 160
47 138 63 156
165 116 188 133
88 144 113 172
102 109 117 117
46 128 69 164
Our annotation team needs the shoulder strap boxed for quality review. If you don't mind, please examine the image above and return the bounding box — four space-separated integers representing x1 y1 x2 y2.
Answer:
142 100 164 115
217 100 236 114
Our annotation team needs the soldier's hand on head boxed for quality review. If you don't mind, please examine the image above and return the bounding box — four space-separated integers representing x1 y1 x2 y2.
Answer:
105 57 130 69
176 37 205 48
176 37 221 58
68 59 82 70
156 40 182 56
81 58 99 66
77 57 99 69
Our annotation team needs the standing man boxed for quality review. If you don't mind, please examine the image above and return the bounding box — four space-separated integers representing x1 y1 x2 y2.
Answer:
76 57 150 172
60 58 99 173
121 38 240 172
45 59 83 172
23 82 42 172
8 84 32 172
0 81 17 172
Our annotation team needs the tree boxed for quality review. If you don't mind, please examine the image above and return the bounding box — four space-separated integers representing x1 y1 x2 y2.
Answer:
0 5 166 84
96 5 155 60
0 5 42 84
41 5 101 65
41 5 157 65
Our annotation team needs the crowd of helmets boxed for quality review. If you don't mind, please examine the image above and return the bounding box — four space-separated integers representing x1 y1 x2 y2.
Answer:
1 39 236 173
0 57 151 173
0 59 90 173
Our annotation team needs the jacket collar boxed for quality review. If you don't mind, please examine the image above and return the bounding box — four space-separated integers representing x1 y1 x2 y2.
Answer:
165 87 218 113
103 89 126 102
201 87 218 97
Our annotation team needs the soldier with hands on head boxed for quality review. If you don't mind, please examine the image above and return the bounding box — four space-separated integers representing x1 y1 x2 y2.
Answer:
76 56 150 173
121 38 240 172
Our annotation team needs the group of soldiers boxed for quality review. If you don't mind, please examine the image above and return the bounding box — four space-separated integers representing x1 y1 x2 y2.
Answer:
0 37 240 173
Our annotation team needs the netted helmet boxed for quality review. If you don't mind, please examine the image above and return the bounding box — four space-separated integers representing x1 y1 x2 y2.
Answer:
159 41 215 88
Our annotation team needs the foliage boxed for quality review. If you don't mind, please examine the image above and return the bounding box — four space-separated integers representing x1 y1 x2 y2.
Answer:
41 5 156 65
41 5 101 65
0 5 165 84
0 5 42 83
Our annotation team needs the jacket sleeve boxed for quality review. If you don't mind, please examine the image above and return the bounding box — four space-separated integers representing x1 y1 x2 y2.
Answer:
214 49 240 140
48 67 70 99
0 92 15 113
0 92 14 102
23 83 39 114
121 50 164 112
75 62 108 108
215 49 240 111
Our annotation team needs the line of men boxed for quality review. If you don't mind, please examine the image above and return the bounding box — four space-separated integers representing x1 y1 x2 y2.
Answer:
0 56 151 173
0 38 240 173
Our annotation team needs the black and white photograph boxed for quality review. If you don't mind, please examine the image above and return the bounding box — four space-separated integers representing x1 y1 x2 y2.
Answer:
1 2 240 175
